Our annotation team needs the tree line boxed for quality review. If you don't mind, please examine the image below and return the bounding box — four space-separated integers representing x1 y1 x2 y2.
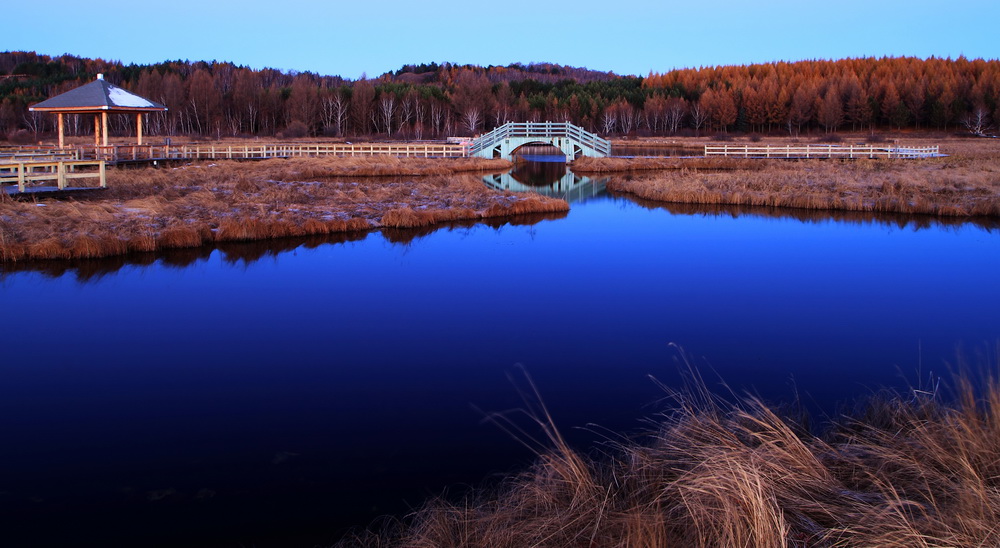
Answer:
2 51 997 142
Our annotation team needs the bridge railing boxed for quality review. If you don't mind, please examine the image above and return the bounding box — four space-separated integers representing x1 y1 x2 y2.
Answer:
470 122 611 157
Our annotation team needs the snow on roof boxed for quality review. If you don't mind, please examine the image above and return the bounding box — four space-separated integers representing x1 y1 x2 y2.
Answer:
30 76 166 112
106 85 157 108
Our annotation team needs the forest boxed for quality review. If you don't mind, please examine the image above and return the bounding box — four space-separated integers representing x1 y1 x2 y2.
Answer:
1 51 998 142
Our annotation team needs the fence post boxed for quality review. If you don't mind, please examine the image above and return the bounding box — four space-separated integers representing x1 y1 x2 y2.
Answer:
99 160 106 188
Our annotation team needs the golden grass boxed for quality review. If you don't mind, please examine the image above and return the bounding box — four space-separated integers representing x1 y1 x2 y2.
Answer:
340 369 1000 548
0 157 565 262
586 138 1000 218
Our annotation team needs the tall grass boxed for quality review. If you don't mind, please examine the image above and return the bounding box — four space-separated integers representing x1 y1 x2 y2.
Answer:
0 157 565 262
589 137 1000 219
339 366 1000 547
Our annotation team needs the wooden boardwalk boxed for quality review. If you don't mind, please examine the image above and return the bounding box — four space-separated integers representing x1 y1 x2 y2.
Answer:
2 142 469 165
1 160 106 194
704 144 942 159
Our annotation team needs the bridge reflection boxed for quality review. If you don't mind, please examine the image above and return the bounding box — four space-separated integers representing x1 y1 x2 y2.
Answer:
483 169 607 203
483 158 608 203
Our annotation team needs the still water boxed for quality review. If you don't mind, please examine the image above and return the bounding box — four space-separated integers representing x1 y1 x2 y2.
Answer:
2 164 999 547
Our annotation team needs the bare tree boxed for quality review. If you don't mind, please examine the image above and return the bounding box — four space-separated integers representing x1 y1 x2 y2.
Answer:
413 95 425 140
461 107 481 135
601 107 617 134
618 102 637 134
378 93 396 135
430 100 445 137
689 100 708 135
399 90 417 137
665 97 687 133
962 106 992 136
23 110 43 139
321 87 349 137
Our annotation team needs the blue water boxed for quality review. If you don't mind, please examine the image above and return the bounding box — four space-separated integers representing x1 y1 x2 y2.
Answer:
1 186 998 547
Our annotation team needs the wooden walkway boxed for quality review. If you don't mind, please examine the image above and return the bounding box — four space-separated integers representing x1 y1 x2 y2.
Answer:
1 160 106 194
704 144 942 159
2 142 469 165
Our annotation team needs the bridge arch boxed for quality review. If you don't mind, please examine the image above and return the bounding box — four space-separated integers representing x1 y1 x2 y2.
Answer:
470 122 610 161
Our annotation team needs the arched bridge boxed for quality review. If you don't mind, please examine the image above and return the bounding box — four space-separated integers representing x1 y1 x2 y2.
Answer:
470 122 611 161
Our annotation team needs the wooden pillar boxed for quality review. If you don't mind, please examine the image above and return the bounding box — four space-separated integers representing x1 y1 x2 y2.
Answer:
94 114 100 146
136 113 143 146
58 113 65 148
101 111 109 147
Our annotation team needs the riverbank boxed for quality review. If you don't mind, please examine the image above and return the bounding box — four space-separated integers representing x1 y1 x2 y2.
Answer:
583 137 1000 218
0 157 568 262
340 374 1000 547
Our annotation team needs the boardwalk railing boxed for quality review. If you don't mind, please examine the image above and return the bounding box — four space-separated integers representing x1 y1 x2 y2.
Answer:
704 144 941 159
2 143 469 163
470 122 612 158
0 160 106 192
0 151 79 163
85 143 468 162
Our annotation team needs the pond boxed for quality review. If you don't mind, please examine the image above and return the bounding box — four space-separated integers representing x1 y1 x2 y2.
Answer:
2 164 998 547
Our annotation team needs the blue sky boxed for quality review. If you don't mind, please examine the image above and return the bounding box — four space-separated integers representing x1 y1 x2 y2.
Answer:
8 0 998 79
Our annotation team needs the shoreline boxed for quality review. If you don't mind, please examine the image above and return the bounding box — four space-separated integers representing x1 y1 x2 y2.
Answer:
0 157 568 263
574 137 1000 218
3 137 998 262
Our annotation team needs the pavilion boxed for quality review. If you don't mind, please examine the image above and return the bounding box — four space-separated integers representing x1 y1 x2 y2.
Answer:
29 74 167 149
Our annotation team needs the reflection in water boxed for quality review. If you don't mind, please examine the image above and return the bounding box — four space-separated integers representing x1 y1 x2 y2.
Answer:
0 214 569 283
483 170 608 203
510 158 567 187
615 190 1000 232
381 211 568 245
485 153 609 204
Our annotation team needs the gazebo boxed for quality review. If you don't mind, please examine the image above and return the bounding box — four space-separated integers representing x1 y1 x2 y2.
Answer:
29 74 167 149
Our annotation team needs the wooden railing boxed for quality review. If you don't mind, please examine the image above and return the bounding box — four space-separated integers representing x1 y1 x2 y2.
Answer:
0 148 80 163
704 144 941 159
74 142 468 162
0 160 106 193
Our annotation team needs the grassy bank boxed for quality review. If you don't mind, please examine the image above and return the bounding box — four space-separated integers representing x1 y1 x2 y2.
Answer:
0 157 569 262
341 373 1000 547
582 137 1000 218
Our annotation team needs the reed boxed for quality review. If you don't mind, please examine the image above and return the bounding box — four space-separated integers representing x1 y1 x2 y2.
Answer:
340 370 1000 548
592 136 1000 219
0 158 562 262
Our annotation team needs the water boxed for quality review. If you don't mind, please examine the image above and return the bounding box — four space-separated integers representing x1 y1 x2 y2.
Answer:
2 167 999 547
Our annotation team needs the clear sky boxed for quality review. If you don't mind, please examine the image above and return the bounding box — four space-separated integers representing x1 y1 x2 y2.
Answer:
7 0 998 79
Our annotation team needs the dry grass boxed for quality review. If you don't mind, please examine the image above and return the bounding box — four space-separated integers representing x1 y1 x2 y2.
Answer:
588 138 1000 218
573 156 760 173
339 368 1000 548
0 157 566 262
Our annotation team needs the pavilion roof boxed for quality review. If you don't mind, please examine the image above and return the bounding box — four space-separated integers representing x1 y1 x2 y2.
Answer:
30 75 166 112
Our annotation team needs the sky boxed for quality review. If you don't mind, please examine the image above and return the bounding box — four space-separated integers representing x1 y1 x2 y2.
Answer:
7 0 999 79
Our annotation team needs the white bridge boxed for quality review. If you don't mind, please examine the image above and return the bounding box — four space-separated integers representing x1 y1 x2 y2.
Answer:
470 122 611 161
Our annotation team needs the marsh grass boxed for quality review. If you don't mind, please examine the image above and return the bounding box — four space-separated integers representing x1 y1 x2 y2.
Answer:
340 364 1000 548
586 137 1000 218
0 157 565 262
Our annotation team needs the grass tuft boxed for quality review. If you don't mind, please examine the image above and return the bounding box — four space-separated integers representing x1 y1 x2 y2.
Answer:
341 365 1000 548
